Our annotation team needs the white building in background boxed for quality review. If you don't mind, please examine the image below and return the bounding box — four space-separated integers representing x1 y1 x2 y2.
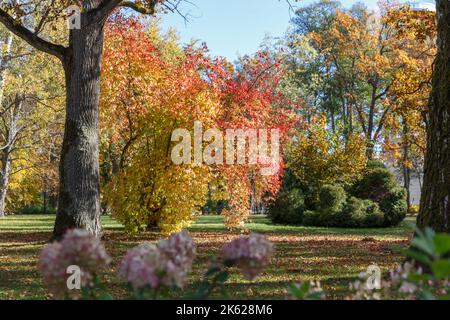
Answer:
408 1 436 12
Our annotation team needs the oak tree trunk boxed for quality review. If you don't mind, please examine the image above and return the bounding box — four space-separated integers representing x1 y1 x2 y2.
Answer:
52 20 105 239
417 0 450 232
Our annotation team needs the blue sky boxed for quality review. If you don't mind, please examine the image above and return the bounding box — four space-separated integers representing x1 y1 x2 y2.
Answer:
160 0 379 61
161 0 435 61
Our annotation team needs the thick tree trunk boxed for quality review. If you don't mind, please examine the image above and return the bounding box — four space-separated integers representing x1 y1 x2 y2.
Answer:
417 0 450 232
52 21 105 239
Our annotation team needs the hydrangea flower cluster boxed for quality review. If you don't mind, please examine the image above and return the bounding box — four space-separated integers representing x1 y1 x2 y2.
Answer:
39 229 111 299
222 233 274 280
118 231 196 290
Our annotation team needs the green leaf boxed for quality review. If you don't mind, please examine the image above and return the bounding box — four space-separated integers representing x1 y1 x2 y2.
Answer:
418 290 436 301
424 228 436 241
411 236 435 257
431 259 450 279
287 284 301 297
299 281 311 293
407 273 433 283
305 291 324 300
433 234 450 256
406 250 432 266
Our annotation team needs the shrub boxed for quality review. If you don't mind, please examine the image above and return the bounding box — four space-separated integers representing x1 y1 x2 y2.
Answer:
351 167 397 203
319 185 346 212
341 197 384 228
380 187 408 227
351 161 407 226
317 185 347 227
19 205 56 215
268 188 305 225
363 200 385 227
302 210 322 226
304 185 384 228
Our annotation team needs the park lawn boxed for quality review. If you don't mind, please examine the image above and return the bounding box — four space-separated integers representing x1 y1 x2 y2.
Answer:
0 214 415 300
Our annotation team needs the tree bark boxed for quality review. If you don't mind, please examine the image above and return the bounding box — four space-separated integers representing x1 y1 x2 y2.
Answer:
0 33 13 107
365 83 378 159
0 34 13 218
52 20 105 240
0 147 11 217
402 118 411 209
0 95 21 217
417 0 450 232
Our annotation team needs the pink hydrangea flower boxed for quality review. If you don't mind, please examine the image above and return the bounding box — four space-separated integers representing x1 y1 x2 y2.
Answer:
223 233 274 280
158 231 196 276
118 231 196 290
39 229 111 299
118 243 164 289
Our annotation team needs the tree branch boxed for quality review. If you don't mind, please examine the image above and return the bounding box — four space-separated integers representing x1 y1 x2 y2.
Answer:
119 0 158 14
0 8 67 61
88 0 123 25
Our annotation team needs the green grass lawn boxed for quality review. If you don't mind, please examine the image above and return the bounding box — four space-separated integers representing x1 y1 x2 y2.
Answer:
0 214 415 300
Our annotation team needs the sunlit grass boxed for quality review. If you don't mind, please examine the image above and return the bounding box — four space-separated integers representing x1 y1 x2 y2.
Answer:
0 214 415 300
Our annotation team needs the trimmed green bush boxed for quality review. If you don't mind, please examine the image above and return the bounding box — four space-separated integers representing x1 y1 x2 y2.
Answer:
341 197 384 228
302 210 321 226
268 160 406 228
319 185 346 212
351 161 407 226
317 185 347 227
302 185 384 228
380 187 408 227
363 199 385 227
268 188 305 224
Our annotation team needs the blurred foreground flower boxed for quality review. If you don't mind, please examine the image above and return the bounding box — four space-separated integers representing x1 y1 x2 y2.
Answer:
223 233 273 280
118 231 196 292
39 229 111 299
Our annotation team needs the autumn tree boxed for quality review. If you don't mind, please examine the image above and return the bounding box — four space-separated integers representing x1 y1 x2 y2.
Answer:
0 0 188 239
310 7 414 157
382 6 436 208
288 115 367 207
417 0 450 232
100 19 218 234
100 18 297 233
0 25 65 216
